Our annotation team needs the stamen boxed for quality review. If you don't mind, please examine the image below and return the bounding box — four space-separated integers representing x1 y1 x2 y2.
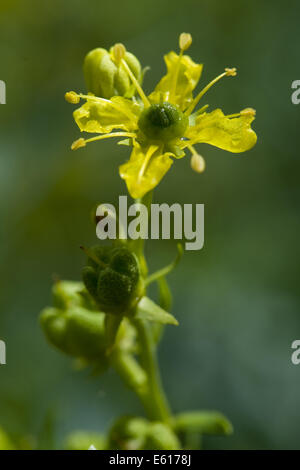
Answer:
169 33 192 102
240 107 256 117
225 67 237 77
223 112 242 119
138 145 158 183
185 67 238 116
71 138 86 150
121 58 150 108
65 91 80 104
225 108 256 120
188 145 206 173
74 93 138 122
71 132 136 151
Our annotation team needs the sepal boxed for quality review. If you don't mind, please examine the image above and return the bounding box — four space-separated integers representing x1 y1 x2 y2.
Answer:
136 296 178 326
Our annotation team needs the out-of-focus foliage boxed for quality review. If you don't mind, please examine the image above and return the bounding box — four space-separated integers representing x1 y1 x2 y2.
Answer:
1 0 300 450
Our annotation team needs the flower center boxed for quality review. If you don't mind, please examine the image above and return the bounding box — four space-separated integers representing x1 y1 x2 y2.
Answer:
138 102 188 142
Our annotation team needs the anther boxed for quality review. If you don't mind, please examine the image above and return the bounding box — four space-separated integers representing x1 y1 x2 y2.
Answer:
179 33 192 52
225 67 237 77
71 138 86 150
65 91 80 104
190 152 206 173
240 107 256 117
112 43 126 64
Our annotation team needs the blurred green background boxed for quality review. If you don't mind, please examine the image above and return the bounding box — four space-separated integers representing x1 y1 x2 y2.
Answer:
0 0 300 450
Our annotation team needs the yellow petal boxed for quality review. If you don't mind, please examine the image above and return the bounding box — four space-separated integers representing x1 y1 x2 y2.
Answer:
185 109 257 153
119 143 174 199
149 51 203 111
73 96 140 134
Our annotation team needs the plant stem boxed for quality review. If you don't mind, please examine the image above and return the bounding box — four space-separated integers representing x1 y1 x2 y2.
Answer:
131 190 153 277
129 190 172 424
133 317 172 424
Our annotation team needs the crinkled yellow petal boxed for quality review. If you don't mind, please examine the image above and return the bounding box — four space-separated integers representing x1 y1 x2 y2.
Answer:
119 143 174 199
148 52 203 111
73 96 141 134
185 109 257 153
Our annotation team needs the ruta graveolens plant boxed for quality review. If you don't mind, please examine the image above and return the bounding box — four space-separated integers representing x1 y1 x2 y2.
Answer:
40 33 257 450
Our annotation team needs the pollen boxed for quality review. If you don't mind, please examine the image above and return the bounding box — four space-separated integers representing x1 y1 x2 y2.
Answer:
225 67 237 77
65 91 80 104
71 138 86 150
179 33 192 52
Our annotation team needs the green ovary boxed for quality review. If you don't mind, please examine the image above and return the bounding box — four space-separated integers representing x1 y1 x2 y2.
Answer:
138 102 188 142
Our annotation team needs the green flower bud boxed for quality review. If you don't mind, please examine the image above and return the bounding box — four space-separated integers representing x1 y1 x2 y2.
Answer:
108 416 180 450
40 279 137 362
144 423 181 450
82 245 142 315
108 416 149 450
40 306 108 362
83 46 142 99
52 280 87 310
138 102 188 142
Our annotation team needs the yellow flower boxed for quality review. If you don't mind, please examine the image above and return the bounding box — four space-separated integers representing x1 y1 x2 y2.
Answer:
66 34 257 199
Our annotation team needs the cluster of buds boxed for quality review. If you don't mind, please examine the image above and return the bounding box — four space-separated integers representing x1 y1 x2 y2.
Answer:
40 279 137 365
81 245 143 316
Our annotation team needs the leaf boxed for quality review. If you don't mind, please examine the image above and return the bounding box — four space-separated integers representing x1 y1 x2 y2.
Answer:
174 411 233 436
136 296 178 326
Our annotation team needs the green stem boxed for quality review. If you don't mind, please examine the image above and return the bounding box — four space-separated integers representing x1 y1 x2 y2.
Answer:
129 190 172 424
131 190 153 277
111 349 153 418
113 190 172 424
133 317 172 424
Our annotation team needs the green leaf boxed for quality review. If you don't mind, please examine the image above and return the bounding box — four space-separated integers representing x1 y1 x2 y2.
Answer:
136 297 178 326
174 411 233 436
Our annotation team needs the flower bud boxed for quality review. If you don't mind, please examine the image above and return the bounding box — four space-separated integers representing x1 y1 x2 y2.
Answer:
40 306 109 363
83 46 142 99
108 416 180 450
108 416 149 450
144 423 181 450
82 245 142 315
